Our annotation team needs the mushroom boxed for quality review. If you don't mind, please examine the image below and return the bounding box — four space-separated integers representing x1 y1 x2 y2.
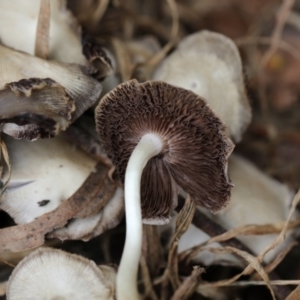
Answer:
0 135 96 224
0 44 102 139
0 0 113 77
95 79 234 299
153 30 251 142
48 187 124 241
6 247 115 300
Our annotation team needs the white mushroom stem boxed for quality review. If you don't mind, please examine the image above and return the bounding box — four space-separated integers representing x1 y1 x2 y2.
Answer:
117 133 163 300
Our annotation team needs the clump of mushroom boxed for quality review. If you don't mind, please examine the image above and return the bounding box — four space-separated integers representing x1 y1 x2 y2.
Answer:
0 0 113 75
0 44 103 140
0 0 114 140
95 79 234 299
6 247 116 300
0 134 124 241
153 30 251 142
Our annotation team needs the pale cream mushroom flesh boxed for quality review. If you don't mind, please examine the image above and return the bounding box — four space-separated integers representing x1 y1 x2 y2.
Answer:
0 44 102 139
49 187 124 241
153 30 251 142
178 154 294 265
0 135 96 224
0 0 86 64
6 248 115 300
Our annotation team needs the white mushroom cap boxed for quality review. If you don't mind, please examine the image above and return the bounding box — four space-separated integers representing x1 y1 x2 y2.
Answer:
0 135 96 224
210 154 294 263
0 45 101 119
0 0 85 64
176 154 294 265
49 188 124 241
6 247 115 300
153 30 251 142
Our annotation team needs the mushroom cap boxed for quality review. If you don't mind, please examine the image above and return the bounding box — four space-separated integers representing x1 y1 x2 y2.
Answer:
0 0 85 64
153 30 251 143
95 79 234 222
0 135 96 224
0 44 102 117
0 44 102 139
6 247 115 300
48 187 124 241
1 78 74 139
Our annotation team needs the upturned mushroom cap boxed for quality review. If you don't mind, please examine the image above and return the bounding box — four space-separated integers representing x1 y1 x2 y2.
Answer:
0 0 113 78
0 0 85 64
0 44 102 139
6 247 115 300
48 187 124 241
153 30 251 142
0 78 74 139
0 135 96 224
96 80 234 222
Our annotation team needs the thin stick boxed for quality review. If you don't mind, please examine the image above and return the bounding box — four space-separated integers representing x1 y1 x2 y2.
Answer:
200 279 300 287
145 0 179 67
35 0 50 59
261 0 295 67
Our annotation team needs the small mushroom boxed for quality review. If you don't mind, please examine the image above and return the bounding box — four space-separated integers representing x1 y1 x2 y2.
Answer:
48 187 124 241
6 247 115 300
95 79 233 299
153 30 251 142
0 0 113 78
0 135 96 224
0 44 102 139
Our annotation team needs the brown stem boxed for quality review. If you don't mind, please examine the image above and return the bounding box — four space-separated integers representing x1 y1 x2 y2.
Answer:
35 0 50 59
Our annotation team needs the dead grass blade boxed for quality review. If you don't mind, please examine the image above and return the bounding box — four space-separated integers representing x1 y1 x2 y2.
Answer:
92 0 110 25
145 0 179 68
257 241 298 276
140 255 159 300
235 37 300 61
257 189 300 263
180 191 300 264
35 0 50 59
111 38 134 81
0 139 11 199
166 194 196 289
171 266 204 300
0 282 6 297
197 246 276 300
202 280 300 287
0 163 109 253
285 284 300 300
261 0 295 67
142 225 163 277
